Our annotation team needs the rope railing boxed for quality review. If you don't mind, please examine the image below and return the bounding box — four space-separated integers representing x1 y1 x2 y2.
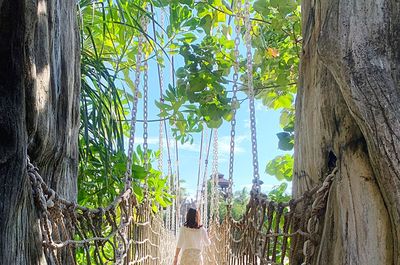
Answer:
26 1 339 264
204 167 338 265
28 159 176 265
28 155 337 265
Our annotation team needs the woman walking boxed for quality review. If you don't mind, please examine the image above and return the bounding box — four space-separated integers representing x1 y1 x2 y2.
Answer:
173 208 211 265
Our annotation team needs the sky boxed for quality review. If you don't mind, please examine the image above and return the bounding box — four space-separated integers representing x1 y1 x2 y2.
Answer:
132 56 292 200
128 9 292 199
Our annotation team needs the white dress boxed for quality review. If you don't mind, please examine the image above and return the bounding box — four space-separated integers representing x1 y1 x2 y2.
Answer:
176 226 211 265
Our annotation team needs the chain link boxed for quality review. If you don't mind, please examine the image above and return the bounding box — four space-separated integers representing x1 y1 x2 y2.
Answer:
124 18 145 190
244 0 261 193
227 0 242 210
210 129 219 220
157 10 165 174
195 129 205 205
170 135 176 232
201 129 212 228
166 134 173 231
140 11 150 198
174 139 180 231
143 58 149 182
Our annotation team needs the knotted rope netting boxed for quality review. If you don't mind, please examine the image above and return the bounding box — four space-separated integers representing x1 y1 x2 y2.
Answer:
27 1 338 264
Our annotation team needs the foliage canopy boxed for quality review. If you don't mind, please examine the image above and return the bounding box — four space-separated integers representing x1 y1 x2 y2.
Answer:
78 0 300 207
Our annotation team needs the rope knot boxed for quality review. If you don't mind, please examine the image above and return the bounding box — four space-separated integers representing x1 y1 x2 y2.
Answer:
303 190 312 201
309 232 320 245
289 198 297 209
46 189 56 208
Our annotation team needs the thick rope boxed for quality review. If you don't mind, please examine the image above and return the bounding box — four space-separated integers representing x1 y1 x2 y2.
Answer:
204 167 338 265
29 157 337 265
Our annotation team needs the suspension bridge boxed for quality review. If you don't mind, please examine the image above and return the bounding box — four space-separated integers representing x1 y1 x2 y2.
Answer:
27 1 337 264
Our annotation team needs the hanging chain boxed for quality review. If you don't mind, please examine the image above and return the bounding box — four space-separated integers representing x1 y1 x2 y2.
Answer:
157 9 165 174
158 100 164 172
244 0 261 193
227 0 242 210
141 11 150 197
143 57 149 193
117 11 147 263
165 133 173 230
124 18 145 190
210 129 219 221
198 129 208 206
201 129 212 228
170 135 176 232
174 139 180 231
195 129 205 205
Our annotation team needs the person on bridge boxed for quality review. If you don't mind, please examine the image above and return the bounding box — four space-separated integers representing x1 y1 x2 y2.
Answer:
173 208 211 265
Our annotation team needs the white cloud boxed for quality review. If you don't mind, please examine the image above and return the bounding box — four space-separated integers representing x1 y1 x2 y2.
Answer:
134 136 160 145
217 134 248 155
174 134 249 156
256 101 266 111
244 119 250 129
218 157 228 164
238 183 282 193
179 142 200 152
133 133 250 163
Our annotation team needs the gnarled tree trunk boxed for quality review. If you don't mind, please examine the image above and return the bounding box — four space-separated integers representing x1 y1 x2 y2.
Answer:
293 0 400 264
0 0 79 264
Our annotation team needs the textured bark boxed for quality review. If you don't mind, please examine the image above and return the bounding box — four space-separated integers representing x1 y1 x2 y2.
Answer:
0 0 79 264
293 0 400 264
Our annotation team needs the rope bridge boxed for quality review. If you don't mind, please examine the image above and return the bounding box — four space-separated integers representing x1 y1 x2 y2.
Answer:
28 158 337 265
28 159 176 265
27 1 338 264
204 168 337 265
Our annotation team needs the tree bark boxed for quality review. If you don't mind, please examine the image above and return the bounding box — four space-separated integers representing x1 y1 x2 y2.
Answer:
0 0 79 264
293 0 400 264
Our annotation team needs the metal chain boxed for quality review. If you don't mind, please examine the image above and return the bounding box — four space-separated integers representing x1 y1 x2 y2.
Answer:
227 0 242 210
201 129 212 228
166 133 173 231
141 12 150 198
195 129 205 205
158 107 164 172
244 0 261 193
170 137 177 233
157 10 165 174
174 138 180 231
118 13 148 263
124 18 144 190
143 56 149 190
203 181 208 228
210 129 219 220
156 13 165 217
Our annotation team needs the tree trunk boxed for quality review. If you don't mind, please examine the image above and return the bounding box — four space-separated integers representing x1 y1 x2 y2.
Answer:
293 0 400 264
0 0 79 264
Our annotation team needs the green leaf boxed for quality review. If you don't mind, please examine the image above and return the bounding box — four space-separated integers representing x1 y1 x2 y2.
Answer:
133 185 144 200
276 132 294 151
273 94 293 109
200 14 213 34
254 0 270 16
266 154 294 181
132 165 147 180
267 183 291 202
207 118 223 128
176 67 187 78
178 32 197 43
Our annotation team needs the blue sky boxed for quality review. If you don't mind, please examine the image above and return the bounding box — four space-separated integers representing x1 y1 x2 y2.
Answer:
132 57 292 199
129 8 292 198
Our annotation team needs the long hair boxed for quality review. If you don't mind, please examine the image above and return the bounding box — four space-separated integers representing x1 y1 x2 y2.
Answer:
184 208 202 229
